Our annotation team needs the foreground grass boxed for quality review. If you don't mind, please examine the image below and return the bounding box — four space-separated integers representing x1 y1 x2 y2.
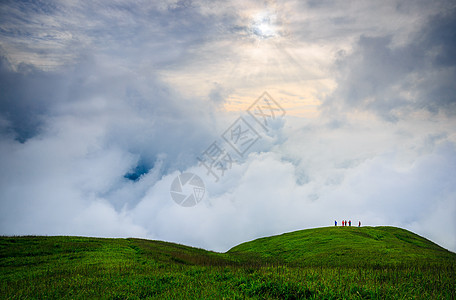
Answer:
1 227 455 299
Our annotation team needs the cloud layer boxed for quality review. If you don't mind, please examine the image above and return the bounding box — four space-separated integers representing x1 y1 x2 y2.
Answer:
1 0 455 253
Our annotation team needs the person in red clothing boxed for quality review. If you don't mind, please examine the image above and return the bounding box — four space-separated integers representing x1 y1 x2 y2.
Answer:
358 221 361 227
349 220 351 226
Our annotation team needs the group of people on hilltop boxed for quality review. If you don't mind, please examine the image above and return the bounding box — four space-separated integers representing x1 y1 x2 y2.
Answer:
334 220 361 227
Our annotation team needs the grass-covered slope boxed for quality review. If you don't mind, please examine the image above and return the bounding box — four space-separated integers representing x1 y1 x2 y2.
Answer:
0 236 236 298
1 227 455 299
0 236 232 271
228 226 456 266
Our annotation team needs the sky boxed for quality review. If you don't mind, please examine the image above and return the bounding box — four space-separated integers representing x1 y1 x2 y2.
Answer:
0 0 455 253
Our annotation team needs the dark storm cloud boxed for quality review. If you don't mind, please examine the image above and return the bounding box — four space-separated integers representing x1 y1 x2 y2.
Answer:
323 8 456 120
0 0 244 142
0 0 236 149
0 0 243 69
0 49 218 175
0 53 67 141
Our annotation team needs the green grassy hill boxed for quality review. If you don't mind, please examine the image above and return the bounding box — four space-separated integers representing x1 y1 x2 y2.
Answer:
228 226 456 267
1 226 455 299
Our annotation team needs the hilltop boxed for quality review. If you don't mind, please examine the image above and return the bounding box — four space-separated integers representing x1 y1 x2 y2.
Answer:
1 226 455 299
228 226 456 267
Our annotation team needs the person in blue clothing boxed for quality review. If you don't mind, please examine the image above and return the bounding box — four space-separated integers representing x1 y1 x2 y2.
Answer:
335 220 337 226
349 220 351 226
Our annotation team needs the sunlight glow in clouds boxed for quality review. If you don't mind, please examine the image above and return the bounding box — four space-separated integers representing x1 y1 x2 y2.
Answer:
0 0 455 253
250 11 278 40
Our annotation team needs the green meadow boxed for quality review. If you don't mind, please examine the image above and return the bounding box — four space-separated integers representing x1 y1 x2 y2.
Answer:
1 226 455 299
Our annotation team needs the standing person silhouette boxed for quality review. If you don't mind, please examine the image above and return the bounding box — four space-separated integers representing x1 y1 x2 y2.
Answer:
335 220 337 226
349 220 351 226
358 221 361 227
